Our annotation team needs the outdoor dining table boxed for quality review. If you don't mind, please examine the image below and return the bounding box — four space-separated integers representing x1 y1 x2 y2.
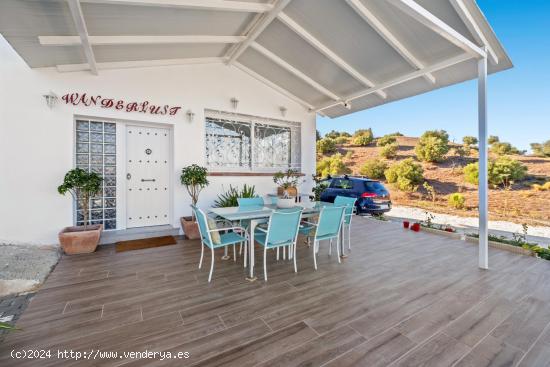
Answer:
209 201 343 281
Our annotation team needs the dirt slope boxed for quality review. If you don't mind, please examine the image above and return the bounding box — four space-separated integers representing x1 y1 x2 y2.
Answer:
329 136 550 226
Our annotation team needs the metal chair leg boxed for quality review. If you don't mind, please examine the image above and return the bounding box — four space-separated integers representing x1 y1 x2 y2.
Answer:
263 246 268 281
293 243 298 272
233 244 236 262
336 235 341 264
244 240 248 268
199 242 204 269
208 248 215 282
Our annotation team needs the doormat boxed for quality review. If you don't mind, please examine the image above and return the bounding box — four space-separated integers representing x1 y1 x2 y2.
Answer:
115 236 177 252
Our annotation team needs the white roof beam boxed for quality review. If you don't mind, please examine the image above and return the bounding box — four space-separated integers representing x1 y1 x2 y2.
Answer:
250 42 341 101
233 61 314 111
78 0 273 12
316 53 473 112
226 0 292 65
67 0 98 75
387 0 486 59
449 0 498 64
277 12 387 99
57 57 224 72
39 35 245 46
345 0 435 84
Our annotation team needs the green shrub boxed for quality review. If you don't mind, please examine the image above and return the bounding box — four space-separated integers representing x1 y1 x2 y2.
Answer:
352 129 374 146
340 132 352 138
353 128 373 138
335 136 349 145
58 168 103 228
448 193 466 209
380 143 398 159
377 134 397 147
325 130 341 139
213 184 257 208
384 158 424 192
530 140 550 157
462 136 478 147
463 157 528 187
359 159 388 179
316 153 351 177
388 132 403 137
491 141 523 155
316 130 321 141
415 130 450 162
463 163 479 185
488 135 500 145
316 137 337 154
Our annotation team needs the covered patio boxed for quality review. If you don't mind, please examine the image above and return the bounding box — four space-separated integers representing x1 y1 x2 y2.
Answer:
1 219 550 366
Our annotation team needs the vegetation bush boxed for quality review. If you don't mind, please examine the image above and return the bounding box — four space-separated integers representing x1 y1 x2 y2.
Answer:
448 193 466 209
359 159 388 179
490 141 523 155
531 140 550 157
58 168 103 228
352 128 374 146
384 158 424 192
316 137 337 154
340 132 352 137
325 130 342 139
532 182 550 191
316 153 351 177
415 130 450 162
488 135 500 145
380 142 398 159
213 184 257 208
388 132 403 137
316 130 321 141
335 136 349 144
463 157 528 187
377 134 397 147
462 136 478 147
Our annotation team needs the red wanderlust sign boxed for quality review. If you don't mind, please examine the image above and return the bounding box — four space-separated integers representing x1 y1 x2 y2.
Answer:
61 93 182 116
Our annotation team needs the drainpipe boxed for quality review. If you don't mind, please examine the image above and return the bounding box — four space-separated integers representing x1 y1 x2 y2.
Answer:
478 47 488 269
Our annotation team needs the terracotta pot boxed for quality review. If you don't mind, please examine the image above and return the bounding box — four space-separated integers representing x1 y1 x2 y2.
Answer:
181 216 201 240
58 224 102 255
410 223 421 232
403 221 410 229
277 186 297 197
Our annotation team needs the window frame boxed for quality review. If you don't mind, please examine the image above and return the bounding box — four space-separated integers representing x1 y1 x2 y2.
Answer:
204 110 301 173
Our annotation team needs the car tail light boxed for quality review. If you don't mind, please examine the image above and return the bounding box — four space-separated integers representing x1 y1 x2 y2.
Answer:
361 192 377 198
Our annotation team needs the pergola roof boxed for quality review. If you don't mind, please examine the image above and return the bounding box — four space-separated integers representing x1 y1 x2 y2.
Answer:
0 0 512 117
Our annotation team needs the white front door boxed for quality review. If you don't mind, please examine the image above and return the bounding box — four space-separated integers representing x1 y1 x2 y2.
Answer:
126 125 170 228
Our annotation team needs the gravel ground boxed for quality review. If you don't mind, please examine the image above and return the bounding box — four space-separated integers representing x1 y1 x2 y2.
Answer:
386 206 550 246
0 244 60 297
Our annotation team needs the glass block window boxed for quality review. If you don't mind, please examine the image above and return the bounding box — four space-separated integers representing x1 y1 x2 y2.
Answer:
75 119 117 230
205 110 301 171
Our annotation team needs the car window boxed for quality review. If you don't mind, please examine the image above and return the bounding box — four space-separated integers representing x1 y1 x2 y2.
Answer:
364 181 387 193
331 178 354 190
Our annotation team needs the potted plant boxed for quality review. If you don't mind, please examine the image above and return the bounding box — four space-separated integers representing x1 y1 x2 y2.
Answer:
273 169 301 208
58 168 103 254
180 164 209 239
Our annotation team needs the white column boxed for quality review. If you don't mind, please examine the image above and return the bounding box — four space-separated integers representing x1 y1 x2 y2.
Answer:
478 50 488 269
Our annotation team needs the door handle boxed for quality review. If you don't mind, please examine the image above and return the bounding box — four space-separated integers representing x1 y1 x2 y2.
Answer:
141 179 156 182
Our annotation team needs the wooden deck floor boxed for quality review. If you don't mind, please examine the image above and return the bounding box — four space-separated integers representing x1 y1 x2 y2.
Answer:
1 218 550 366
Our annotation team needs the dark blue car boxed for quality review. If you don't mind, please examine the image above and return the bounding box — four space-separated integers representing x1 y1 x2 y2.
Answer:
319 176 391 215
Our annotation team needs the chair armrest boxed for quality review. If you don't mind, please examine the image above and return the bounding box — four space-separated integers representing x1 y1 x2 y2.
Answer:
300 221 318 227
254 226 268 233
209 226 247 235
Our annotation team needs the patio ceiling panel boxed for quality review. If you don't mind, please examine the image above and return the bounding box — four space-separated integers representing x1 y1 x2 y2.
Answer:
238 48 332 107
80 3 255 36
283 0 417 86
256 19 366 98
92 44 229 63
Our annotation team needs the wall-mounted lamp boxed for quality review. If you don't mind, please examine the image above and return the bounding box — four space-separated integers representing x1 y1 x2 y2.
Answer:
230 97 239 110
186 109 195 123
43 91 58 109
279 106 287 117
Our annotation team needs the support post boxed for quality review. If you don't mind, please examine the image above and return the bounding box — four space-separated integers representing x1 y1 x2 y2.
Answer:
478 49 488 269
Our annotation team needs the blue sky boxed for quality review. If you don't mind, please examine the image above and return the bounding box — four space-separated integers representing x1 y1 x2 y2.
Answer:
317 0 550 152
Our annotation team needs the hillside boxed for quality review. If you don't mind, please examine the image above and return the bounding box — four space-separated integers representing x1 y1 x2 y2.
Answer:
322 136 550 226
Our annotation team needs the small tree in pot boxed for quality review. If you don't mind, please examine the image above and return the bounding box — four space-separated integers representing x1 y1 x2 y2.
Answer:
180 164 209 239
58 168 103 254
273 169 302 208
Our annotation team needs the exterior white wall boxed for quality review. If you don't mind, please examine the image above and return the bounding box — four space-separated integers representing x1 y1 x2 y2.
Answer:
0 37 316 245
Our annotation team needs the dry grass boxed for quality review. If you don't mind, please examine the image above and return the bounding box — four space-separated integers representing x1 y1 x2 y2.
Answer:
325 136 550 226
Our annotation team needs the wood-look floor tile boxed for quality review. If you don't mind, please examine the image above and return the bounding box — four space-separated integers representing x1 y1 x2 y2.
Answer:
454 335 524 367
392 332 470 367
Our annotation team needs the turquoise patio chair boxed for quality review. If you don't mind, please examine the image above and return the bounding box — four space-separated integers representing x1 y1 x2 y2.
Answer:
254 208 303 281
334 196 358 250
192 205 248 282
302 206 346 270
